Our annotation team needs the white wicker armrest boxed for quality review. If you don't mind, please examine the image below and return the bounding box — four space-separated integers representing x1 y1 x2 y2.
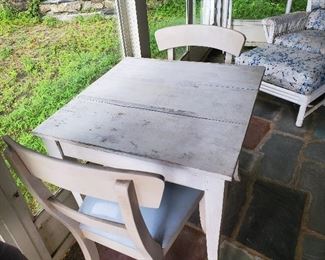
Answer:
262 11 309 43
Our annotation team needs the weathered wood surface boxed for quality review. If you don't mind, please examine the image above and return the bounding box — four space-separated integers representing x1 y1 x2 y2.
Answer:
34 57 264 180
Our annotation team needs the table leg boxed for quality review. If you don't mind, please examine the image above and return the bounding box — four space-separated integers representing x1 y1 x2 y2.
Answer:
199 197 206 233
42 138 64 159
234 161 240 181
200 179 225 260
42 138 83 207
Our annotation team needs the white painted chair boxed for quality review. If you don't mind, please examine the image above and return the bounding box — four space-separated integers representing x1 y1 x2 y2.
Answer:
3 136 203 260
155 24 246 63
236 44 325 127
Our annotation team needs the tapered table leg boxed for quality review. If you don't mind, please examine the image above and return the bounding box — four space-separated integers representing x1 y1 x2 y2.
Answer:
200 179 225 260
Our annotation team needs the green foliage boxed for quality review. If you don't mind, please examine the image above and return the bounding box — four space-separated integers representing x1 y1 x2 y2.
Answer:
291 0 308 12
0 0 43 35
0 16 121 148
0 2 16 20
0 47 13 60
150 0 185 19
0 16 121 213
233 0 307 19
148 0 186 58
0 0 187 213
26 0 41 18
147 0 164 9
42 16 61 27
0 8 39 35
21 56 37 73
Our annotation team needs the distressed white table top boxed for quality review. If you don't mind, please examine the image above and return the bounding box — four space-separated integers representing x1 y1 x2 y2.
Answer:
34 57 264 180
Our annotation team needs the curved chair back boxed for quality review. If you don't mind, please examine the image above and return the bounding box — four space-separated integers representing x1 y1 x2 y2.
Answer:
4 136 165 259
155 24 246 61
3 136 164 208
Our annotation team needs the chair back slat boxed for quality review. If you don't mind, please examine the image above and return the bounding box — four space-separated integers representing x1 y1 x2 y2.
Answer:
3 136 164 208
81 229 143 259
48 199 128 236
155 24 246 59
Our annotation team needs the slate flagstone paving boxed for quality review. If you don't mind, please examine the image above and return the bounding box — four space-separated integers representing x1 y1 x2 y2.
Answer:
237 181 306 259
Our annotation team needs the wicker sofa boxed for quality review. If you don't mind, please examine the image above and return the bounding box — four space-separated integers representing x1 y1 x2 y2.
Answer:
263 8 324 54
236 2 324 127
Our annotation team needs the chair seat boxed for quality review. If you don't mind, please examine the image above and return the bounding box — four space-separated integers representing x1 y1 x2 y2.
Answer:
79 182 203 250
274 30 325 54
236 44 325 95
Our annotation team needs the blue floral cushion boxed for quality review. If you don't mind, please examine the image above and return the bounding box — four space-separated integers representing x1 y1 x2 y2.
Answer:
306 8 325 30
235 45 325 95
274 30 325 54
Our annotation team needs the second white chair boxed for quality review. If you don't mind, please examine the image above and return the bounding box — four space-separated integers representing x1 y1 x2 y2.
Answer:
155 24 246 62
3 136 203 260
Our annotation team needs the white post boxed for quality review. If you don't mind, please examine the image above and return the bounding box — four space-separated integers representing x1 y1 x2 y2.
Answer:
216 0 222 25
285 0 293 13
227 0 233 28
115 0 150 58
202 0 233 26
222 0 230 27
306 0 312 11
202 0 216 25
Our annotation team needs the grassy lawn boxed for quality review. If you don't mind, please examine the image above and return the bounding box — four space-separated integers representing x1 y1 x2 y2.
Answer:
0 15 122 211
0 1 186 213
233 0 307 19
0 0 307 213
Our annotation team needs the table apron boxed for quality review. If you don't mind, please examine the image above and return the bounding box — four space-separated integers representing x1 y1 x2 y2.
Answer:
43 138 229 191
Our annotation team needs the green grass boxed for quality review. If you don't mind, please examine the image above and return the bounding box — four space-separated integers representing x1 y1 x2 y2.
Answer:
148 0 188 58
0 14 122 211
0 0 186 213
233 0 307 19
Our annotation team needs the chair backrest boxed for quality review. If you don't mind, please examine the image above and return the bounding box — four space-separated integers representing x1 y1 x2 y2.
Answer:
3 136 164 208
155 24 246 61
4 136 165 259
307 0 325 11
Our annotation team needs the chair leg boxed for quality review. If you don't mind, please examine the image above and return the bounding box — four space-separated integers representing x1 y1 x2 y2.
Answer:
225 53 233 64
296 104 307 127
199 198 206 233
72 230 100 260
78 237 99 260
233 161 240 181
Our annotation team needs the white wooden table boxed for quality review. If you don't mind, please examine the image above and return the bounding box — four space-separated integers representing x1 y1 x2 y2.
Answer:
33 57 264 259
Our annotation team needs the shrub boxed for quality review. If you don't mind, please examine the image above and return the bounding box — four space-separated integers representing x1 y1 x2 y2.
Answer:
26 0 40 18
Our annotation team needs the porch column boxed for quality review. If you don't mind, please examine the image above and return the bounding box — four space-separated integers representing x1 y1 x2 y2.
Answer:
115 0 151 58
285 0 293 13
201 0 232 26
202 0 217 24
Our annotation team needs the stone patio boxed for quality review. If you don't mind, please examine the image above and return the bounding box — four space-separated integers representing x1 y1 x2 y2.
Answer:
64 92 325 259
